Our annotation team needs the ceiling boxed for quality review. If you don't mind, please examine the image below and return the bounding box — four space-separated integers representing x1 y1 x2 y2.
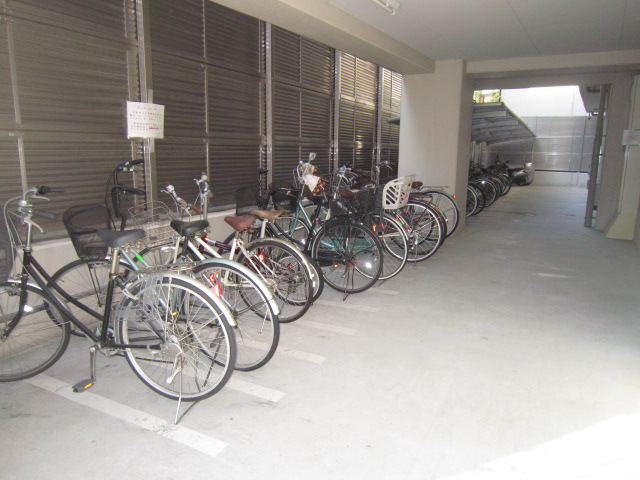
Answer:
213 0 640 80
328 0 640 62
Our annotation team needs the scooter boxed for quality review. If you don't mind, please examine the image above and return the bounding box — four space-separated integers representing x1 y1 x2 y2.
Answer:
506 161 534 185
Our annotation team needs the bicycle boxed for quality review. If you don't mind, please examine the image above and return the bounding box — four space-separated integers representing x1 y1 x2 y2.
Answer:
263 154 385 298
50 162 280 372
160 174 314 324
0 186 237 403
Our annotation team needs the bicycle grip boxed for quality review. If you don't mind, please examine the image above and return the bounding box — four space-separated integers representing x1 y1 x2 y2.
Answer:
36 185 65 195
32 210 56 220
190 205 203 215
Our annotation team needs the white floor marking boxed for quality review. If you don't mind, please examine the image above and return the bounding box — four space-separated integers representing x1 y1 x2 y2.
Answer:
370 288 400 295
24 375 228 458
276 346 326 364
295 319 357 335
536 272 570 278
315 299 381 312
239 341 324 363
226 377 286 402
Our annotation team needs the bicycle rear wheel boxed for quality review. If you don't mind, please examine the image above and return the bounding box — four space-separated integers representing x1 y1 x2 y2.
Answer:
0 282 70 381
370 213 408 280
242 239 313 323
192 260 279 371
115 275 236 401
400 201 445 262
49 259 113 337
312 220 383 294
412 190 460 237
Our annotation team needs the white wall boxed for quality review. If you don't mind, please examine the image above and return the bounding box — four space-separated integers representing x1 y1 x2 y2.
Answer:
399 60 473 221
501 86 587 117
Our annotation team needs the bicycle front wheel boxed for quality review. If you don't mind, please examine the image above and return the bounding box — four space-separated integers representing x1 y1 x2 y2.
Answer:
0 282 70 381
192 260 279 371
115 275 236 401
312 220 383 294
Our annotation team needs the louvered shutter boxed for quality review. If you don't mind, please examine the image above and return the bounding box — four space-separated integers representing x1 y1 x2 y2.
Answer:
0 0 137 220
337 53 378 173
271 27 333 186
150 0 264 209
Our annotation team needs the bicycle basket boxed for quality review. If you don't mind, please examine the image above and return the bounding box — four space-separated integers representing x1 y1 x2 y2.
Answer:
128 201 176 248
235 187 268 216
62 205 111 260
330 187 377 219
271 187 299 212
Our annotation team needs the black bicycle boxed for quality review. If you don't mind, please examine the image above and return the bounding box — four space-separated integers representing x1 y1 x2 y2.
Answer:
0 185 236 402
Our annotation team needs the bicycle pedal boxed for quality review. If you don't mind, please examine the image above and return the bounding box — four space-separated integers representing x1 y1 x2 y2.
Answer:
72 379 95 393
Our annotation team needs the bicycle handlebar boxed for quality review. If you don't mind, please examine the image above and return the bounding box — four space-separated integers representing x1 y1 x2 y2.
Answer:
32 209 56 220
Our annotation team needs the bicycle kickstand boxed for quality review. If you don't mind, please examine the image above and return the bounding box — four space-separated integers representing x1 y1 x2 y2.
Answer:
72 346 98 393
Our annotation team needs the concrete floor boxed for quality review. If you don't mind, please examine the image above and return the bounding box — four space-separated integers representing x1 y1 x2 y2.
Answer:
2 185 640 479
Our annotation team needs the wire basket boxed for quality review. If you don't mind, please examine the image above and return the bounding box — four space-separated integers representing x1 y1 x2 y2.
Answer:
330 187 377 219
270 187 299 212
235 187 269 216
128 201 177 248
62 205 111 260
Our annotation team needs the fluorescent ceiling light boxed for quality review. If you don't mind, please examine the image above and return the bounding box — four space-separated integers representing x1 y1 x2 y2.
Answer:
370 0 400 15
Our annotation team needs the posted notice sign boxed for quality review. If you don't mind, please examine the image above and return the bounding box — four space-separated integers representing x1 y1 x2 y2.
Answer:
127 101 165 139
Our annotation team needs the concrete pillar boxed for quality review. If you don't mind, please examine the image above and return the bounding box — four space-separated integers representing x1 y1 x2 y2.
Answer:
595 75 635 232
398 60 473 227
605 75 640 241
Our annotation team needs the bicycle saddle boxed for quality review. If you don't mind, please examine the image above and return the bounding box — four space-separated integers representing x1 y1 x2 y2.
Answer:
96 229 145 248
224 215 256 232
169 219 209 236
250 209 285 222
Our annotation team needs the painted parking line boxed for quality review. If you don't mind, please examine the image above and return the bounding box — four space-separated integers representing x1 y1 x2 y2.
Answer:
295 319 357 335
226 377 286 402
244 340 326 364
276 346 326 364
24 375 228 458
370 288 400 295
315 299 381 312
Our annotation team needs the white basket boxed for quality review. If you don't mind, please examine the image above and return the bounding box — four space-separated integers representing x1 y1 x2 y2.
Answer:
381 175 415 210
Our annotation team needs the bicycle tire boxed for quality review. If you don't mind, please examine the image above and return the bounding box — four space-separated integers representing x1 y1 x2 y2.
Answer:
261 220 325 302
48 259 115 337
399 201 445 262
311 219 383 294
470 184 485 216
465 185 478 217
192 260 279 371
0 282 70 382
413 190 460 237
115 274 236 401
369 213 409 280
471 179 498 207
242 238 314 323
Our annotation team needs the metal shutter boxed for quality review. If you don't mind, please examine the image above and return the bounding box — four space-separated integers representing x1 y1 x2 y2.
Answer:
0 0 137 225
337 52 378 173
271 27 333 186
149 0 264 209
379 68 402 182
